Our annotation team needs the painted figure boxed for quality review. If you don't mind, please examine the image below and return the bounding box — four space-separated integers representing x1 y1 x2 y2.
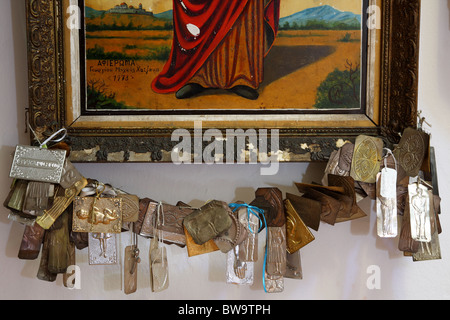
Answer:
151 0 281 100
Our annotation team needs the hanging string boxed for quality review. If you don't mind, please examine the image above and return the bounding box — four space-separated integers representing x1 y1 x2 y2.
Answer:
26 120 67 149
156 202 167 267
40 128 67 148
228 203 268 293
383 148 397 172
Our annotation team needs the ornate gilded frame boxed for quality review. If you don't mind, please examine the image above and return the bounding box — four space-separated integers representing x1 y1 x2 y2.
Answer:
25 0 420 163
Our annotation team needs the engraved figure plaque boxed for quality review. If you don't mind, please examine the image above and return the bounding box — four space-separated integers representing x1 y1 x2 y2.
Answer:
266 226 286 277
413 191 441 261
236 206 259 262
408 184 432 242
376 172 398 238
88 233 117 265
9 145 67 183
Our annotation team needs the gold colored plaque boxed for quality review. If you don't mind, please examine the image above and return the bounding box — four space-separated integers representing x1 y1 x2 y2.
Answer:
36 177 88 230
118 194 140 222
350 135 383 183
184 226 219 257
284 199 315 254
73 197 122 233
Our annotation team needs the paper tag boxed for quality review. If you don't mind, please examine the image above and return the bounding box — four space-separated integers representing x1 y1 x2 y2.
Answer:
380 167 397 198
10 145 66 183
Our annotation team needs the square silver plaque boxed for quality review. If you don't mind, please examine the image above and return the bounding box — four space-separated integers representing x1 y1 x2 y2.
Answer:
9 145 67 183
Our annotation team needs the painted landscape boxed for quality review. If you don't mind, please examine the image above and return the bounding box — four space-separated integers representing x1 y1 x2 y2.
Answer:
83 2 362 111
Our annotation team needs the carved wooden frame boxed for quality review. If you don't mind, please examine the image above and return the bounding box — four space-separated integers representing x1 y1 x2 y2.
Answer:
25 0 421 163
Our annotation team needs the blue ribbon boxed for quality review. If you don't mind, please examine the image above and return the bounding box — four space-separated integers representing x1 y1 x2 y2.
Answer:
229 203 268 293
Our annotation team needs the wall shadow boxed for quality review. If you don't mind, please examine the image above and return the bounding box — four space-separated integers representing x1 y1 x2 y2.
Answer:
10 0 28 145
448 0 450 29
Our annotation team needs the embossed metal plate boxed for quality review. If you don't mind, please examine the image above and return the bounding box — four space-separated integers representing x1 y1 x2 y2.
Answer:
408 183 432 242
88 233 117 265
266 226 286 277
119 194 140 222
226 246 254 285
284 199 315 254
394 128 427 177
59 159 84 189
9 145 67 183
376 172 398 238
350 135 383 183
413 191 441 261
73 197 122 233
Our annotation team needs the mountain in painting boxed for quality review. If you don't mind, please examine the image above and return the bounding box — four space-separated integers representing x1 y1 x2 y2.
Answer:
154 10 173 20
280 5 361 30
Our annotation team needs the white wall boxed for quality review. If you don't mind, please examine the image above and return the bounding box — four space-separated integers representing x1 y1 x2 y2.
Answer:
0 0 449 300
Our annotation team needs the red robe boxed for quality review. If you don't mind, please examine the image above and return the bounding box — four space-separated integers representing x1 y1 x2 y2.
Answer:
152 0 280 94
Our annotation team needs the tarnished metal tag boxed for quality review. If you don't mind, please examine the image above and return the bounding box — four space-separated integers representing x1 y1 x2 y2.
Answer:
183 200 232 245
23 182 54 216
150 242 169 292
350 135 383 183
413 190 441 261
266 226 286 277
285 251 303 280
140 202 193 247
250 188 285 228
73 197 122 233
408 183 431 242
88 233 117 265
9 145 67 183
59 159 84 189
296 186 340 226
4 179 28 212
286 193 321 231
376 172 398 238
236 205 259 262
394 128 428 177
321 143 353 185
124 245 140 294
338 142 354 172
18 223 45 260
398 196 419 253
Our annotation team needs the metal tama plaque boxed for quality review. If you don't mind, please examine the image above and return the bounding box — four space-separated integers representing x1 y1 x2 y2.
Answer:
9 145 67 183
